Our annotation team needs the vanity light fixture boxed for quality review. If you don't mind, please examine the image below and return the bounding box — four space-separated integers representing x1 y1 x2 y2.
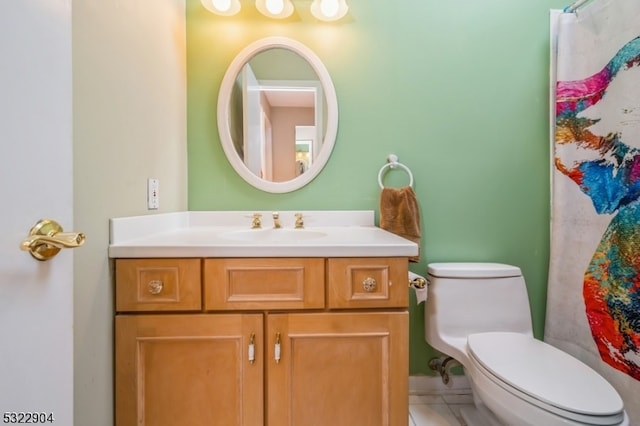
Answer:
310 0 349 21
201 0 349 21
201 0 241 16
255 0 294 19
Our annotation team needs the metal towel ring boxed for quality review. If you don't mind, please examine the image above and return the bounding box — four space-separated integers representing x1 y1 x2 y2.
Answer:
378 155 414 189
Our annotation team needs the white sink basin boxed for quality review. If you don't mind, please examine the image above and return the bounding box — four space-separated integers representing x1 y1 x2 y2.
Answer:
221 228 328 242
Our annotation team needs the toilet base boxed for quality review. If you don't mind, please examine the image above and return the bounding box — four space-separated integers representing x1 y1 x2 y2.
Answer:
459 396 502 426
460 406 496 426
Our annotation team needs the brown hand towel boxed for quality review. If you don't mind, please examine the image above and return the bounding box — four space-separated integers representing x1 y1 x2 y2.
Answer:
379 186 421 262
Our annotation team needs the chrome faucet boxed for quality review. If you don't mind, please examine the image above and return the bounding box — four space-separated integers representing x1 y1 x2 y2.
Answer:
272 212 282 229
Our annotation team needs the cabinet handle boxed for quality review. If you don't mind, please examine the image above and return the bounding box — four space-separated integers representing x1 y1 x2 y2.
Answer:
274 332 281 364
148 279 164 295
362 277 377 292
248 333 255 364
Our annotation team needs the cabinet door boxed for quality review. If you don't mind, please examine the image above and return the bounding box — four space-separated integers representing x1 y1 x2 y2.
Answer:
116 314 263 426
266 312 408 426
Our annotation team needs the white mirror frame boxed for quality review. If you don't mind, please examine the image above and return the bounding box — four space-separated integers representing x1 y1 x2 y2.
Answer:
217 36 339 193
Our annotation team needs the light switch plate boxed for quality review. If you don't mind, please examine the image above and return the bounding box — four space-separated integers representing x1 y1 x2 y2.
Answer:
147 178 159 210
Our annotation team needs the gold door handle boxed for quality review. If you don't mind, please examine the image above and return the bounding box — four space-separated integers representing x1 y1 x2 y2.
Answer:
20 219 86 261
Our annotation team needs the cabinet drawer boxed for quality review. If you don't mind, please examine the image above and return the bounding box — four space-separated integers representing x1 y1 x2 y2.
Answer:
115 259 201 312
327 257 408 309
204 258 325 310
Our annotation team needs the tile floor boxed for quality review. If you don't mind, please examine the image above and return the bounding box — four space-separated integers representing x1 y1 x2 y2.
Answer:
409 393 475 426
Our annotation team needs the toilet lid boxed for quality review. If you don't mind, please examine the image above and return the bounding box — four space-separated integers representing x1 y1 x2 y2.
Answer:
427 262 521 278
467 332 624 418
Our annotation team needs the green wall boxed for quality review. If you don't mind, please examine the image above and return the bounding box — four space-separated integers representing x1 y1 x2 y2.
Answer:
187 0 567 374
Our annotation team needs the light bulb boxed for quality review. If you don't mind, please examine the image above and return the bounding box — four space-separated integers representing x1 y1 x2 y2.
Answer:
212 0 231 12
265 0 284 15
255 0 293 18
320 0 339 18
202 0 241 16
310 0 348 21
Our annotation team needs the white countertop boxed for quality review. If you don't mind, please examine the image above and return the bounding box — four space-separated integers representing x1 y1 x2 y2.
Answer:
109 211 419 258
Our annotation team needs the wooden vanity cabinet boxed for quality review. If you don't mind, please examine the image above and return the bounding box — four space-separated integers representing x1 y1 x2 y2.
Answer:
115 257 409 426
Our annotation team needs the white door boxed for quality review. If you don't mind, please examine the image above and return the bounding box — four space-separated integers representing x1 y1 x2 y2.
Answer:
0 1 74 425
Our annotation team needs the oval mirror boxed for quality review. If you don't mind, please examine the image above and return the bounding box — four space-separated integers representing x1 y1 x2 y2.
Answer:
217 37 338 193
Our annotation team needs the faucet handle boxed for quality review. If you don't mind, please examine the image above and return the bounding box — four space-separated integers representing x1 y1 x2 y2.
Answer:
251 213 262 229
272 212 282 229
294 213 304 229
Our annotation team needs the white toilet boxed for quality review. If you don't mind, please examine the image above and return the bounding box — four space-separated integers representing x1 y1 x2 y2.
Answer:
424 262 628 426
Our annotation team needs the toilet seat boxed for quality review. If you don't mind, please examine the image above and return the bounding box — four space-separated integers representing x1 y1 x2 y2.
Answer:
467 332 625 425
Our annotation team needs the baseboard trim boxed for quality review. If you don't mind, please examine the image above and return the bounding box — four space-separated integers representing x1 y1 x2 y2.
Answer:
409 375 471 395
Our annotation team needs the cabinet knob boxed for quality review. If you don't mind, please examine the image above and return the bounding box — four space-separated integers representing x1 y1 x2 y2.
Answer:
362 277 377 292
148 279 164 295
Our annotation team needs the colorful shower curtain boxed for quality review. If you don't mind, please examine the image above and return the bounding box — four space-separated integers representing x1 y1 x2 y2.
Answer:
547 0 640 421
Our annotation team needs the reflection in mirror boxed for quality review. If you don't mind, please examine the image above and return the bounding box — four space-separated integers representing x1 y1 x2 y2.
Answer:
218 37 338 193
231 48 324 181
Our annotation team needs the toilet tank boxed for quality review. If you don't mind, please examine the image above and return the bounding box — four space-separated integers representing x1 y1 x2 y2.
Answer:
425 263 534 358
